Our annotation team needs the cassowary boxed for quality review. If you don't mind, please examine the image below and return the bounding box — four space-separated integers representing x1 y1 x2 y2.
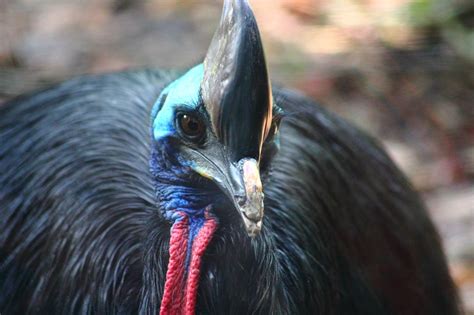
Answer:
0 0 461 314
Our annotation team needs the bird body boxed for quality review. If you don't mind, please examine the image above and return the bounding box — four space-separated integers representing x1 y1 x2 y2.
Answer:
0 69 459 314
0 0 460 314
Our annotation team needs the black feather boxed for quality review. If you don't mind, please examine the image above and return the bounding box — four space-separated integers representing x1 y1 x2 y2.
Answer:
0 70 460 314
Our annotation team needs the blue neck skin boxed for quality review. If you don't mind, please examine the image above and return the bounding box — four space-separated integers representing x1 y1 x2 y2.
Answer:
150 144 213 270
149 135 213 217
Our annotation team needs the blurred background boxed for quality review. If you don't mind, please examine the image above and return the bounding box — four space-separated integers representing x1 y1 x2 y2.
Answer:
0 0 473 311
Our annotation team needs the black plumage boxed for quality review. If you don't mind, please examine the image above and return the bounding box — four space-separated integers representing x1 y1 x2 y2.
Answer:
0 69 460 314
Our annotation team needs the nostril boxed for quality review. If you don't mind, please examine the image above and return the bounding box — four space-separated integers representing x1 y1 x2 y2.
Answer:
242 211 261 222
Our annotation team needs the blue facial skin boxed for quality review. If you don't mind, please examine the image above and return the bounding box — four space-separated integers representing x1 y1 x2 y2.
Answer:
150 63 212 219
151 64 204 141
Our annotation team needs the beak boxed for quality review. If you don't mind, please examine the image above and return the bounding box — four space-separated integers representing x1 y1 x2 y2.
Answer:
232 158 264 237
194 157 264 237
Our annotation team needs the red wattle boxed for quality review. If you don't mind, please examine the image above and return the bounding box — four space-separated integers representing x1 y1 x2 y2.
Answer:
184 218 217 314
160 216 189 315
160 212 217 315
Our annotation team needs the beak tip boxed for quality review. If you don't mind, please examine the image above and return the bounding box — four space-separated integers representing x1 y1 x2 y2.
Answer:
243 216 263 238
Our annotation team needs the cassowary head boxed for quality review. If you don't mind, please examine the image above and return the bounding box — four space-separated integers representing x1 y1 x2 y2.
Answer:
150 0 280 237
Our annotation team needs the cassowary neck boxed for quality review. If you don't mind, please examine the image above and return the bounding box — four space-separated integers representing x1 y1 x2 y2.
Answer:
153 185 218 314
149 147 219 314
141 215 288 314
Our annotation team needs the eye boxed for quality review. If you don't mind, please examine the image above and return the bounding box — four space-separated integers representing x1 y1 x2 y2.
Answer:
177 113 206 141
267 116 281 140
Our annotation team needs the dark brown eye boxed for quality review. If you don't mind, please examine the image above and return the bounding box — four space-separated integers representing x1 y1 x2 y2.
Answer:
177 113 205 141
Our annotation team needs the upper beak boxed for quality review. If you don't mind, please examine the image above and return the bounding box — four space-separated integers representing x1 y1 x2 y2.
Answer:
195 157 264 237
